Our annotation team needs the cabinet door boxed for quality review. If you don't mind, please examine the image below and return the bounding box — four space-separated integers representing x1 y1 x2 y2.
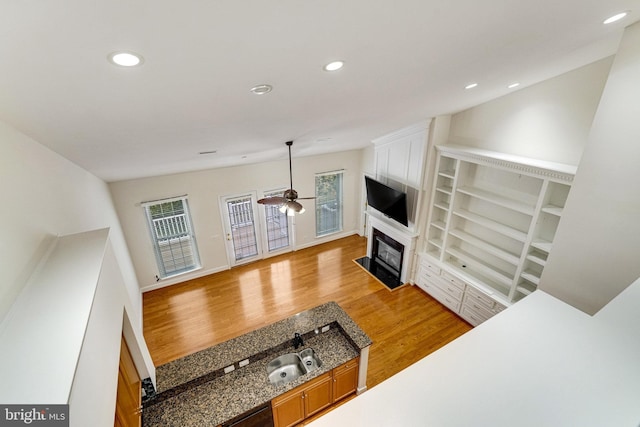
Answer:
115 336 141 427
304 372 333 418
332 358 359 402
272 390 304 427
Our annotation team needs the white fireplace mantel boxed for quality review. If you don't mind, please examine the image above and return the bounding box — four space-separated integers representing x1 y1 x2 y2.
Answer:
366 210 419 284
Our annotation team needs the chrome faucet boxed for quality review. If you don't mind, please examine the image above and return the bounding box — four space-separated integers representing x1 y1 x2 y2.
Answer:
293 332 304 349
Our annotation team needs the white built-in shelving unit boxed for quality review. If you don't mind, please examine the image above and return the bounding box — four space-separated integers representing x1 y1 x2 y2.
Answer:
417 145 576 325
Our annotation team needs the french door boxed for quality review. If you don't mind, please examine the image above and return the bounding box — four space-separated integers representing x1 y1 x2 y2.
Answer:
221 191 292 266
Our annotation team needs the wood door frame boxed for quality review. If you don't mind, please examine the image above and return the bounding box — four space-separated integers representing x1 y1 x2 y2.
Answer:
219 192 264 267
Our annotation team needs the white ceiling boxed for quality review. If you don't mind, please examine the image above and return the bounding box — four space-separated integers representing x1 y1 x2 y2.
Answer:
1 1 638 182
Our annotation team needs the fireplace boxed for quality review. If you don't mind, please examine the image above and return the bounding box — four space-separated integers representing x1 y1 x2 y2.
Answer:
372 228 404 280
355 212 418 290
355 228 405 289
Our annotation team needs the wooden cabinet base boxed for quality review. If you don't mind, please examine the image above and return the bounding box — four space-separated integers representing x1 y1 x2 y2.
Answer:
272 358 359 427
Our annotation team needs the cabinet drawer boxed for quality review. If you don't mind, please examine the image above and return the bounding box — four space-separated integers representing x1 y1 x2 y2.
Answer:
493 301 507 313
462 296 494 319
424 281 461 312
440 270 465 292
464 286 495 310
460 305 490 327
420 258 441 275
416 266 436 287
432 276 464 300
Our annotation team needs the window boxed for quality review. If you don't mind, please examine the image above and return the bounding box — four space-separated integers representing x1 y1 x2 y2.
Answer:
315 171 344 237
263 189 290 252
143 196 200 278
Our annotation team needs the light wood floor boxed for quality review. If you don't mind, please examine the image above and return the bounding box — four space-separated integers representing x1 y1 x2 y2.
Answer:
143 235 472 390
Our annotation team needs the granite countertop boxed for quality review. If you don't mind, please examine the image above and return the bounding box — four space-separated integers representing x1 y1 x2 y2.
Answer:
143 301 372 427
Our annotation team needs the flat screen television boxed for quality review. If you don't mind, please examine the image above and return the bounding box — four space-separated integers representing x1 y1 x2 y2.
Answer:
364 176 409 227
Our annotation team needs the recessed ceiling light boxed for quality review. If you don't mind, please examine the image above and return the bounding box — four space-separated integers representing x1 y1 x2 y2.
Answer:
464 83 478 90
250 84 273 95
603 11 628 24
507 82 520 89
108 51 144 67
323 61 344 72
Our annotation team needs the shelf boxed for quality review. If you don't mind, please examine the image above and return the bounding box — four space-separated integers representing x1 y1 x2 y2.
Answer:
438 170 456 179
516 285 534 296
526 252 547 267
436 185 453 195
434 201 450 211
448 228 520 265
427 238 443 250
530 239 552 253
430 220 446 231
520 271 540 286
453 209 528 242
426 249 441 259
541 204 563 216
457 186 535 215
427 146 575 305
445 247 513 288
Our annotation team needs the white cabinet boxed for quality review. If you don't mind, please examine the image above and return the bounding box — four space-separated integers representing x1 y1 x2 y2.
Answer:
420 145 576 324
371 121 431 230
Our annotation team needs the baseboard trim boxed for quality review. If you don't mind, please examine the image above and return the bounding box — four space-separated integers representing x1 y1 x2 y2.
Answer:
141 266 228 293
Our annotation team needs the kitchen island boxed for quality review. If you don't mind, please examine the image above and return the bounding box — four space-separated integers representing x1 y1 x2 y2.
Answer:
143 301 372 426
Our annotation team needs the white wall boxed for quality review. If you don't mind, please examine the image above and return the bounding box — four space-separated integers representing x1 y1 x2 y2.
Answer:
541 22 640 314
109 150 364 290
0 120 141 322
0 119 155 411
448 57 613 166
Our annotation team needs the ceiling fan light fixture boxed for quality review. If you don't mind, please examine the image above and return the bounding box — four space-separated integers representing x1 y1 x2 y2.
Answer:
257 140 314 215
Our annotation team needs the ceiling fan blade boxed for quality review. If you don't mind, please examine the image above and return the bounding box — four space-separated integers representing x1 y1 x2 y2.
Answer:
297 197 316 200
287 200 305 212
257 196 287 205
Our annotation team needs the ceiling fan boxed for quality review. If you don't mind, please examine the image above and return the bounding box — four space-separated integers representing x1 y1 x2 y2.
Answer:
257 140 314 215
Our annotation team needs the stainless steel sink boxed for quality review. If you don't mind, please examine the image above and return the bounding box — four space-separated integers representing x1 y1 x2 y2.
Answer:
267 348 322 386
299 348 322 372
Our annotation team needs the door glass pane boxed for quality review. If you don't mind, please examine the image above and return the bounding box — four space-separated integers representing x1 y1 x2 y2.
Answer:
227 196 258 261
263 190 290 252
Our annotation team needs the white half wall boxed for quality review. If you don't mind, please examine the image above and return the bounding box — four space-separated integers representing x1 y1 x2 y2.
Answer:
540 22 640 314
109 150 364 290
